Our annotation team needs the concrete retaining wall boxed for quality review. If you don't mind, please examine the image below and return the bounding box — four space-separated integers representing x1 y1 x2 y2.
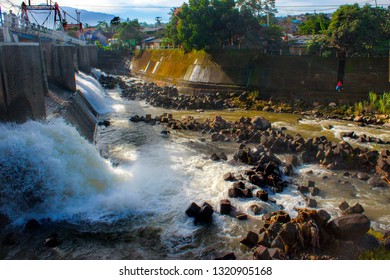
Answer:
0 43 46 122
132 50 390 104
77 45 98 73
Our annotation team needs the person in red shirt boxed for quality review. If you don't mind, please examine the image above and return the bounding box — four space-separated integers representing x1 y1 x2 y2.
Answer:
336 81 343 92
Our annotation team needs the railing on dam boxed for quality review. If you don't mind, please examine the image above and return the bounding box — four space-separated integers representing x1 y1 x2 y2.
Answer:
0 11 86 46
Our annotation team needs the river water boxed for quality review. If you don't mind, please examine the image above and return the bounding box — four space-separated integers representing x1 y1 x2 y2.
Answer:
0 72 389 260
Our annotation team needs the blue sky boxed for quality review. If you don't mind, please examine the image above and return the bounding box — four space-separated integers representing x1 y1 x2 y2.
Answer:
2 0 389 23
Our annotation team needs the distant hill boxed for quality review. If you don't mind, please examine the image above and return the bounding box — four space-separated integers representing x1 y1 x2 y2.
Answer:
27 5 167 27
27 6 116 27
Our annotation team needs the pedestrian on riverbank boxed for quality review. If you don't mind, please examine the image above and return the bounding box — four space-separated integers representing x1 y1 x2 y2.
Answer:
336 80 343 92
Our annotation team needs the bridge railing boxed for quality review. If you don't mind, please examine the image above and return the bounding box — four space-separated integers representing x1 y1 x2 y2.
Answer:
1 11 86 45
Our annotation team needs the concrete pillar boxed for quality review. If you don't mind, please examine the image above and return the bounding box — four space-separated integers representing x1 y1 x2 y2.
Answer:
77 45 98 73
0 43 46 122
51 45 76 92
77 46 91 73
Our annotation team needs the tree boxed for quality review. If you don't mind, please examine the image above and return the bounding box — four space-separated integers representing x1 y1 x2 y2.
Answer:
328 4 390 56
237 0 277 21
298 13 330 35
115 20 142 48
96 20 110 32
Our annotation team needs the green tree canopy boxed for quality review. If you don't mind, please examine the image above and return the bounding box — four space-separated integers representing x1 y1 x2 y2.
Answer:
328 4 390 56
164 0 281 51
115 19 142 47
298 13 330 35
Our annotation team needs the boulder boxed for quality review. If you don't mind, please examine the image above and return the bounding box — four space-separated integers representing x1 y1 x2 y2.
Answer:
278 222 298 247
219 152 228 161
253 245 272 260
256 190 269 202
310 187 320 196
258 231 271 247
240 231 259 248
223 172 236 181
327 213 371 240
233 181 245 189
306 198 317 208
270 236 285 250
210 153 220 161
194 204 214 224
236 213 248 220
357 172 370 181
220 199 232 215
249 204 262 215
338 201 350 211
345 203 365 214
185 202 201 217
252 116 271 131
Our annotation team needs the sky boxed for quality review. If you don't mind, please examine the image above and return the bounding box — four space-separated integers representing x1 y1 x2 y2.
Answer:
1 0 389 23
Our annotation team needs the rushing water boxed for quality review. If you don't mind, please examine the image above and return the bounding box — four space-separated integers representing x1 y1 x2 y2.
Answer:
1 72 389 260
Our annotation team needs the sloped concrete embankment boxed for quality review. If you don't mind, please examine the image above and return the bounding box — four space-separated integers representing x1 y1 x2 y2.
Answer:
131 49 390 104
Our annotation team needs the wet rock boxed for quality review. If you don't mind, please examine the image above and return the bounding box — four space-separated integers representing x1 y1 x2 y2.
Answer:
356 234 381 251
233 181 246 189
249 204 263 215
185 202 201 217
223 172 236 181
298 185 309 194
44 233 62 248
25 219 41 231
215 253 236 260
253 245 272 260
278 222 298 247
345 203 364 214
310 187 320 196
194 203 214 225
271 211 291 224
241 231 259 248
219 152 228 161
306 198 317 208
236 213 248 220
327 213 371 240
308 180 315 188
220 199 232 215
252 116 271 131
338 201 350 212
210 153 220 161
270 236 285 250
256 190 269 202
258 231 271 247
357 172 370 181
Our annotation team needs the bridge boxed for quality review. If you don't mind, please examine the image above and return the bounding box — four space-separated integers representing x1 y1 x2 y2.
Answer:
0 10 86 45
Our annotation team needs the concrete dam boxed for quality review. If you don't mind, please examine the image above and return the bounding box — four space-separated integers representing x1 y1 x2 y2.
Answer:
0 42 99 141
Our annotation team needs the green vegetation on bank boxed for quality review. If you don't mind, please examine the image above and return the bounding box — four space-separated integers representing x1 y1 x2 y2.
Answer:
162 2 389 56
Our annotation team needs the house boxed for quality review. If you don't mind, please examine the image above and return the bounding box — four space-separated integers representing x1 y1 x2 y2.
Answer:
78 28 114 46
141 37 163 49
287 34 323 55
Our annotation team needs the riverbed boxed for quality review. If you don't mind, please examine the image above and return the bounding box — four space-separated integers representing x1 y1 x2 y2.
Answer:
0 72 389 260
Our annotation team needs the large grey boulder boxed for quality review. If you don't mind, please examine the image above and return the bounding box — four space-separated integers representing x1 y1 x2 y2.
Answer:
252 116 271 131
327 213 370 240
